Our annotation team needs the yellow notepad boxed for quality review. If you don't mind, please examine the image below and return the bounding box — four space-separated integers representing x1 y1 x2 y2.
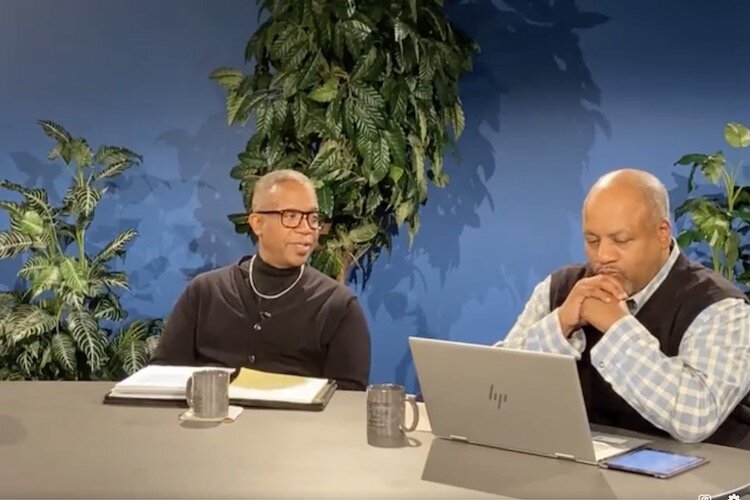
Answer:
229 368 331 404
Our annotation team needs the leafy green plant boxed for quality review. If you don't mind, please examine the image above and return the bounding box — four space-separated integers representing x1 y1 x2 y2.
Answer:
674 122 750 288
211 0 477 281
0 120 162 380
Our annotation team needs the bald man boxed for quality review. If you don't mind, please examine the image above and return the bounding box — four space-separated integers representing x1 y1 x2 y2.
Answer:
152 169 371 390
501 168 750 448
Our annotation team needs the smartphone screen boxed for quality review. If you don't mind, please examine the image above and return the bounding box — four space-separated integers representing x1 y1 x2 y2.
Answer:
602 448 707 478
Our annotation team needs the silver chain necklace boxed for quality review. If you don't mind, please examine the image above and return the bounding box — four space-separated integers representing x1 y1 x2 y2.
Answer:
248 254 305 300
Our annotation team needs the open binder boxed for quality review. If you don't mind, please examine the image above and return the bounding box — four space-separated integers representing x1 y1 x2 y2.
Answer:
102 365 337 411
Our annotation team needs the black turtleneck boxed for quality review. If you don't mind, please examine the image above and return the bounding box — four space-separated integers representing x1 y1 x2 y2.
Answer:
151 254 371 390
249 254 303 297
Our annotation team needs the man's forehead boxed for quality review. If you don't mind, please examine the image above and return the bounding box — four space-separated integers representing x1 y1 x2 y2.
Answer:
257 181 317 206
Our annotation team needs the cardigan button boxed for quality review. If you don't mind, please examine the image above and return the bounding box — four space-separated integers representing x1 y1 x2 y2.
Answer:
248 354 256 364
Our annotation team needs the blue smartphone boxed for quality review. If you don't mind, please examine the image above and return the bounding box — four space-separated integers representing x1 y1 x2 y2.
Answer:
600 447 708 479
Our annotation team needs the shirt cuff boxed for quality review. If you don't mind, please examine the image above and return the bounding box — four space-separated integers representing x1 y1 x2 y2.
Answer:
524 311 583 359
590 315 639 373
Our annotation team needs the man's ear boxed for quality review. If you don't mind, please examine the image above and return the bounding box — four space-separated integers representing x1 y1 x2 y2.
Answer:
248 213 264 237
658 218 671 247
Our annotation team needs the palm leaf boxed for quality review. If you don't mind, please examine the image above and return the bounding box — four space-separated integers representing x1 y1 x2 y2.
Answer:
109 331 147 375
0 291 17 319
67 310 106 370
16 210 45 237
68 138 94 167
51 333 77 373
17 345 39 376
7 304 57 343
92 295 126 321
109 319 154 375
116 337 149 375
99 271 130 290
18 254 53 279
92 228 137 266
0 180 52 217
60 257 88 294
38 119 72 144
64 183 101 217
19 255 61 297
145 334 160 356
91 159 135 181
62 291 85 311
0 200 23 225
94 145 142 166
0 230 34 258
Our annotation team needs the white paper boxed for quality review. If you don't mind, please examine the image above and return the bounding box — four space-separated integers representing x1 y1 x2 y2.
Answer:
111 365 234 396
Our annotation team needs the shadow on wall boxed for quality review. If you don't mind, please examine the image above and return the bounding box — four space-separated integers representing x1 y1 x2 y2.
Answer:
155 109 250 280
1 108 252 319
365 0 610 390
95 108 250 318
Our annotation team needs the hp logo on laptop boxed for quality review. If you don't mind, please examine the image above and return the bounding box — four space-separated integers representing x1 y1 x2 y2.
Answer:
488 384 509 410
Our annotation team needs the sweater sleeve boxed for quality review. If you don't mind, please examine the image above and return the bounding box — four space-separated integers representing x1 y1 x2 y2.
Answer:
323 296 371 391
150 281 199 365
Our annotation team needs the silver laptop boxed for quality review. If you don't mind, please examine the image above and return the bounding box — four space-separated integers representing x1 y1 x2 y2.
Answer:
409 337 650 465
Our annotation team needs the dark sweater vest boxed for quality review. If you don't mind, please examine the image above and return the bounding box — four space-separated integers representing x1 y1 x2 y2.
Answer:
550 253 750 449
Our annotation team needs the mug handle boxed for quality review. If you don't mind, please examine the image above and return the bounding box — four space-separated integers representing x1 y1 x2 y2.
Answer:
402 394 420 432
185 374 194 408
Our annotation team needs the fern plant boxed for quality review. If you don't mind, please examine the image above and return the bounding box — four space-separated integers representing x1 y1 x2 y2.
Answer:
674 122 750 288
0 120 162 380
211 0 477 281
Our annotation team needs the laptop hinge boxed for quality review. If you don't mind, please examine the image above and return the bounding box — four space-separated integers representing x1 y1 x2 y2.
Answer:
448 435 469 443
554 452 576 461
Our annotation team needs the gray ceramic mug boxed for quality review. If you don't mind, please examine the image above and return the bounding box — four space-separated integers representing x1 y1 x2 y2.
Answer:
185 370 230 419
366 383 419 447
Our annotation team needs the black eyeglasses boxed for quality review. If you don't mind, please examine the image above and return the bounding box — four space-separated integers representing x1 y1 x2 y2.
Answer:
254 210 324 230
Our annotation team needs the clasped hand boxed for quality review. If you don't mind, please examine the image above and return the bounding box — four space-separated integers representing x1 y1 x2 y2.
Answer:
557 275 630 336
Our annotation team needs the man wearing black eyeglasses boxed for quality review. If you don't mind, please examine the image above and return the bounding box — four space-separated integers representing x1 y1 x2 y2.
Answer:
151 170 371 390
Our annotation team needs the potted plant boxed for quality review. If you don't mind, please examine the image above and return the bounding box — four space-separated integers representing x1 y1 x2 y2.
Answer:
210 0 477 281
0 121 162 380
674 122 750 290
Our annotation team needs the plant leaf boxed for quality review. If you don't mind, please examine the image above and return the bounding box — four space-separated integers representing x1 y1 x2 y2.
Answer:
38 119 72 144
396 201 412 225
316 185 334 218
94 145 143 166
724 122 750 148
60 257 88 294
91 159 135 181
51 333 77 373
68 138 94 167
17 210 45 237
66 183 101 217
92 295 126 321
349 222 378 243
67 310 106 370
0 230 34 259
7 304 56 344
93 228 137 265
308 78 339 103
674 153 709 166
0 180 52 217
209 67 244 89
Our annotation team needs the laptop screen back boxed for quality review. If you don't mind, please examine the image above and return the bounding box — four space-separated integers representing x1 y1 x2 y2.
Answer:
409 337 599 462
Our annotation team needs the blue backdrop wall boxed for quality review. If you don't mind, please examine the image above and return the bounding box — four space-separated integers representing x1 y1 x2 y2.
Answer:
2 0 749 392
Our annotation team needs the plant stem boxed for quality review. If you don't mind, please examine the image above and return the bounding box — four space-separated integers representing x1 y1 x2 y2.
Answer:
76 228 85 263
711 246 721 274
